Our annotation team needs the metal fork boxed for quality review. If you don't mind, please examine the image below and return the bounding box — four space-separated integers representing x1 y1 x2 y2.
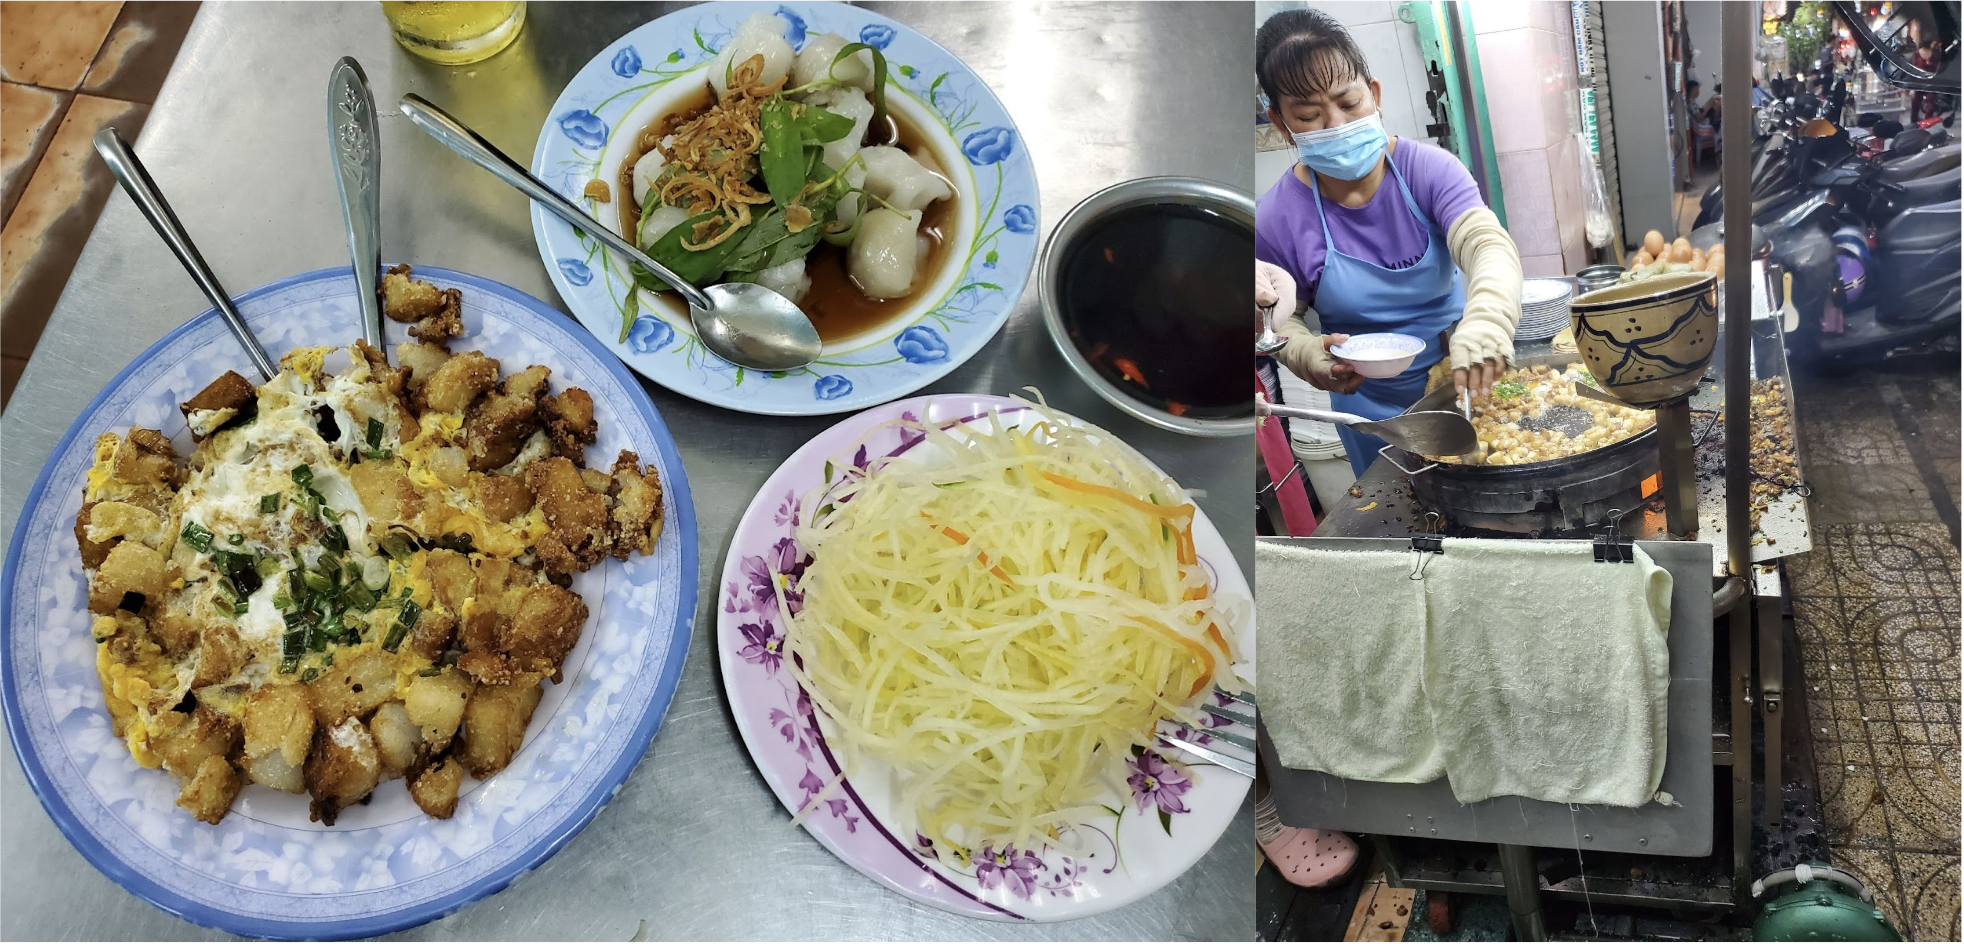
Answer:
1157 688 1257 778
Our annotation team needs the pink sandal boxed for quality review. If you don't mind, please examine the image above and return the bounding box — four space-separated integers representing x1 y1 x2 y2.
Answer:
1257 794 1359 888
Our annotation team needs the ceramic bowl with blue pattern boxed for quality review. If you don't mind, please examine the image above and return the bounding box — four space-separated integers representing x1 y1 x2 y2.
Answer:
1571 272 1718 409
1 268 698 939
531 1 1040 416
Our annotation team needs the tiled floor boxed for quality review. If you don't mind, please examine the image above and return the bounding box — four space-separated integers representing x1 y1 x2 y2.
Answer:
0 1 198 408
1787 360 1962 942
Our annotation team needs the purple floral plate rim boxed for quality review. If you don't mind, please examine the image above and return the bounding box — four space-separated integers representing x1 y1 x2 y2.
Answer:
715 394 1253 922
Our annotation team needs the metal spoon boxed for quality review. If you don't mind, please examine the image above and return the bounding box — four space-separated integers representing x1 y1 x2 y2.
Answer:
1256 303 1286 355
1256 400 1478 457
397 94 823 371
328 57 384 356
1571 381 1640 409
93 128 277 381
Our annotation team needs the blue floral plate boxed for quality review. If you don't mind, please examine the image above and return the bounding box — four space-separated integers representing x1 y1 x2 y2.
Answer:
530 1 1039 416
715 395 1255 920
1 268 698 939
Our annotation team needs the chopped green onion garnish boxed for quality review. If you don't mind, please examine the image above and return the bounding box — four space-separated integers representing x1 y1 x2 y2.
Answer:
180 520 214 553
255 555 283 578
383 599 420 653
365 416 384 449
342 581 377 611
381 534 413 560
302 570 333 594
291 464 314 488
417 666 444 677
312 611 343 651
260 493 282 514
321 522 349 553
228 533 245 546
299 667 321 683
279 657 300 675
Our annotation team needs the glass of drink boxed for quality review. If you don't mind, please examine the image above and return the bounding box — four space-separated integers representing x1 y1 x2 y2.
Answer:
381 1 526 65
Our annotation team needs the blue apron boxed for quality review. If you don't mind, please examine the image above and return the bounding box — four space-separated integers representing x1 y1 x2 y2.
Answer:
1307 153 1466 478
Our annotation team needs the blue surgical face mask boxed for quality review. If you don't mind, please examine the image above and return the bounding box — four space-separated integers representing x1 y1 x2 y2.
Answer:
1284 112 1389 181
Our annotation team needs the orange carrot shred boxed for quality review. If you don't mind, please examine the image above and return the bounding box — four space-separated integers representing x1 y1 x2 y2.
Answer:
921 513 1012 583
1039 472 1193 521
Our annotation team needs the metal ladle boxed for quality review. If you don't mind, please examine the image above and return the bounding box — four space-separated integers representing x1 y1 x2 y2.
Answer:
1257 400 1479 457
93 128 277 381
397 94 823 372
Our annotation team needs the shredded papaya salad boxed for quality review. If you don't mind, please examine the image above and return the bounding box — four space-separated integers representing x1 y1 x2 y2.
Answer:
775 398 1243 855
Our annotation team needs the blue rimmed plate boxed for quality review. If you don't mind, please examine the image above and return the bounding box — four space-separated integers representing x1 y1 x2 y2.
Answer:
1 267 698 940
530 1 1040 416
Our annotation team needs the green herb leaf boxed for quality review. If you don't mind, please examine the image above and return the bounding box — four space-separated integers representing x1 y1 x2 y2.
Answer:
759 100 809 208
618 281 640 344
799 103 854 144
833 43 889 143
180 520 214 554
638 211 748 287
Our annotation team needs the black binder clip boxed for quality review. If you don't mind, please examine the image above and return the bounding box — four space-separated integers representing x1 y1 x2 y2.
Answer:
1408 534 1444 579
1594 508 1635 563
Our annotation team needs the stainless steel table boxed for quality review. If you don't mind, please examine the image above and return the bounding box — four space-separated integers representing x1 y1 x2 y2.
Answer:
0 4 1254 940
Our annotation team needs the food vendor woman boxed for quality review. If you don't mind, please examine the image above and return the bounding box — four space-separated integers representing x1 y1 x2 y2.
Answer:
1256 9 1524 477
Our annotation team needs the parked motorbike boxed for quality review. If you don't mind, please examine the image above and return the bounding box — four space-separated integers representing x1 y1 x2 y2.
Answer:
1694 144 1961 371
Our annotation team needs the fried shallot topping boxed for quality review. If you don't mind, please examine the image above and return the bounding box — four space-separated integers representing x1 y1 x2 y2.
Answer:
654 54 783 250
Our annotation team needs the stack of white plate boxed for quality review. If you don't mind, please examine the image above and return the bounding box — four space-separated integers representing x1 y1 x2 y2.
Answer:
1517 278 1575 341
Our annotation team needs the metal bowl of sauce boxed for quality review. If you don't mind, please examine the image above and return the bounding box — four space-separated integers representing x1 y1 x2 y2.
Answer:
1039 176 1255 437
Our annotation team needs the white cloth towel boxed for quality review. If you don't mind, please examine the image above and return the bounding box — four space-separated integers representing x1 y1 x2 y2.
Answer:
1258 538 1674 808
1256 541 1445 782
1422 539 1673 807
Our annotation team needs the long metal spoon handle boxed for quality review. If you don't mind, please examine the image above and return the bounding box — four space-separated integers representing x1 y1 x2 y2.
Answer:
92 128 277 381
397 94 714 311
329 57 384 353
1255 401 1370 426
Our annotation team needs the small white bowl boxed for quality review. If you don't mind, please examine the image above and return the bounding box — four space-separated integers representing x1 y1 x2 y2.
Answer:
1329 332 1425 378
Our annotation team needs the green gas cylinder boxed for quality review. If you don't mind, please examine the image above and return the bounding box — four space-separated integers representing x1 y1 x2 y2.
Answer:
1752 862 1902 942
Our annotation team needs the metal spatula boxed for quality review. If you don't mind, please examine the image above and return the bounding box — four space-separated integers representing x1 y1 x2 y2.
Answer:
1257 401 1478 456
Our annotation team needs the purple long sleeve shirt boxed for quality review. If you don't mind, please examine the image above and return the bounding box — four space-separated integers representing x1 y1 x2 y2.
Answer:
1255 138 1488 308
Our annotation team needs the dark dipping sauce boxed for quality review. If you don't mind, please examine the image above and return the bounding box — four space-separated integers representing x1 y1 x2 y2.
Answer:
1059 203 1254 418
618 91 958 344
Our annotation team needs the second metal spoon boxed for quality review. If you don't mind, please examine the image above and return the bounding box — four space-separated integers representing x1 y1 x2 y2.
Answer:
397 94 823 372
93 128 277 380
329 56 384 356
